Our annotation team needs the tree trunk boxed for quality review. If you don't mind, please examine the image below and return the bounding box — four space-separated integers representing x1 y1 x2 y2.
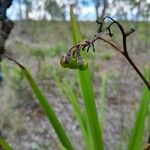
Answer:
94 0 100 19
0 0 14 139
0 19 14 61
101 0 108 19
95 5 99 19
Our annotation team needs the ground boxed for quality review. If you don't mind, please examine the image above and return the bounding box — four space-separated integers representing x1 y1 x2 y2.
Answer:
0 21 150 150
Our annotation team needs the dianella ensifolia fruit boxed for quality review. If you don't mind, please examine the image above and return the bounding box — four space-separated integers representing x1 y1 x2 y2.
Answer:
60 52 88 71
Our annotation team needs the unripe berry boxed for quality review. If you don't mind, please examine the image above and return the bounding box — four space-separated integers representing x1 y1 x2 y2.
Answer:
77 59 88 70
60 56 69 68
68 57 78 69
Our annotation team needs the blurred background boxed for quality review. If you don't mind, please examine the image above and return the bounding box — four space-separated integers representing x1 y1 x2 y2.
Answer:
7 0 150 21
0 0 150 150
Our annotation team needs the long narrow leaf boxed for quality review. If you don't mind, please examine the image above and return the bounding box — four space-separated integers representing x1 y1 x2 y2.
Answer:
70 5 104 150
1 54 74 150
51 70 92 150
21 67 74 150
128 67 150 150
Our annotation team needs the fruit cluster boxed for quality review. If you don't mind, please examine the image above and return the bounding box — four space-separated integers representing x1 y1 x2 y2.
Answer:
60 53 88 71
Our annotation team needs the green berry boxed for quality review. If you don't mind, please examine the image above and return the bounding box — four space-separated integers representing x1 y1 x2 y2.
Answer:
77 59 88 70
68 57 78 69
60 56 69 68
60 55 88 71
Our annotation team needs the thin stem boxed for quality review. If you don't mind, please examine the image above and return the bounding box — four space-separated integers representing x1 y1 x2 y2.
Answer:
97 36 123 53
0 53 25 69
97 17 150 146
125 54 150 91
97 36 150 91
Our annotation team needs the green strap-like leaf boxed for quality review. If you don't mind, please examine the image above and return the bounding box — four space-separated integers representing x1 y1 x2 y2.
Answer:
128 67 150 150
51 67 93 150
22 67 74 150
70 5 104 150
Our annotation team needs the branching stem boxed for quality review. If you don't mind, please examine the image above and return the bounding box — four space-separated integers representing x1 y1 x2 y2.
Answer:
97 36 150 90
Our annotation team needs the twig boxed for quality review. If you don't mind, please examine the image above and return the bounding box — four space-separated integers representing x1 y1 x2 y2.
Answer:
0 53 25 69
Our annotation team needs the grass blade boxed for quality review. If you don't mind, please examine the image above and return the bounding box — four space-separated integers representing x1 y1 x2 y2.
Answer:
77 69 104 150
70 5 104 150
52 71 86 130
51 69 93 150
128 67 150 150
21 67 74 150
1 54 74 149
0 138 13 150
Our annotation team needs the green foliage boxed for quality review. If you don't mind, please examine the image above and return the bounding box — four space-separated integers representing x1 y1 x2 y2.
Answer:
70 5 104 150
51 69 91 150
21 67 73 150
1 4 149 150
128 67 150 150
0 138 13 150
